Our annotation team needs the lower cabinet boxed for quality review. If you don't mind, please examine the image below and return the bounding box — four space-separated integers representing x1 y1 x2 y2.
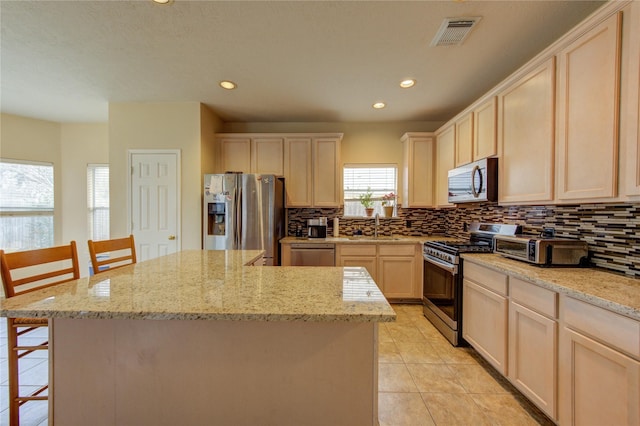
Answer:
559 296 640 426
508 278 558 420
463 260 640 425
462 273 508 375
336 243 421 299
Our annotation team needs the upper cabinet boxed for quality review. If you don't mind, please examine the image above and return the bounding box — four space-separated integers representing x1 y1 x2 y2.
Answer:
473 97 498 161
454 113 474 167
435 125 455 208
622 1 640 198
217 135 283 175
497 57 556 204
282 134 342 208
555 12 622 202
401 132 435 208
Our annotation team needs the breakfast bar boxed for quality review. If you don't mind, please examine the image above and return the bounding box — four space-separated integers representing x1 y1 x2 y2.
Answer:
0 250 396 425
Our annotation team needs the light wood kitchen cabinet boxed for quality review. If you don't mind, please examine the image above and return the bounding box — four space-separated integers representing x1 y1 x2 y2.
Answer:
400 132 435 208
508 277 558 421
219 137 251 173
336 244 378 285
283 138 313 207
462 262 509 375
498 57 556 204
252 137 284 175
312 137 341 207
377 244 420 299
217 135 284 175
435 124 455 207
454 113 473 167
559 296 640 426
473 97 497 161
283 135 342 208
624 2 640 197
556 13 622 202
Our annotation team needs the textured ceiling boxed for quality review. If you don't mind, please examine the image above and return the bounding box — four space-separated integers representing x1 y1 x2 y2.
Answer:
1 0 605 124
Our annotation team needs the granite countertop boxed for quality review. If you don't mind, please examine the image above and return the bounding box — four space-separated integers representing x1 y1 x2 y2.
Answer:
462 253 640 321
0 250 396 323
280 235 454 244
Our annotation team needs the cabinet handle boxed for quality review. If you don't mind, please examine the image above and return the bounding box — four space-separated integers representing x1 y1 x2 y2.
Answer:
168 235 176 240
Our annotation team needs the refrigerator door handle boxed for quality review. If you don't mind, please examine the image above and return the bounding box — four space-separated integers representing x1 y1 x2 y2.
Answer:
236 186 243 248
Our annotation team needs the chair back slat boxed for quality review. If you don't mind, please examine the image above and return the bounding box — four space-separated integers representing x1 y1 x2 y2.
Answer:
88 235 137 274
1 241 80 298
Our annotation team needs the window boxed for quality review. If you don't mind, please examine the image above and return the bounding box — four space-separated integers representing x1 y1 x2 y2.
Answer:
343 164 397 217
87 164 109 241
0 160 54 250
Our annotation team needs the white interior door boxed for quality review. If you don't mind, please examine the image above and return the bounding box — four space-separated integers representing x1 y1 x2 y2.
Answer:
130 151 180 261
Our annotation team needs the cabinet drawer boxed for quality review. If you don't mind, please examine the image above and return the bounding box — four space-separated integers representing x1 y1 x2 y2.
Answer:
563 296 640 358
510 277 557 319
378 244 416 256
463 262 508 296
338 244 377 256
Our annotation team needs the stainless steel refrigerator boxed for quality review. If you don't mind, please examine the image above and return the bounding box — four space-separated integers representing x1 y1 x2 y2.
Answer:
203 173 285 266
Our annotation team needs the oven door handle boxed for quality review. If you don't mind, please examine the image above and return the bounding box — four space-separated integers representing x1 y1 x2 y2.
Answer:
423 254 458 274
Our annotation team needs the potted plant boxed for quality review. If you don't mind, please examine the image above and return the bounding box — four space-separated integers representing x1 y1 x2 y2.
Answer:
358 188 374 217
382 192 396 217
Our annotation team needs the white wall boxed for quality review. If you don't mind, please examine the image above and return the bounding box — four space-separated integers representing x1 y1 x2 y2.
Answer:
108 102 223 251
0 113 109 277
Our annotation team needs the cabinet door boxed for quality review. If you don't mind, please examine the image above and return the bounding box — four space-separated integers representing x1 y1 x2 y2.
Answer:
473 97 497 161
313 137 341 207
435 125 455 207
401 133 434 207
462 278 508 375
378 256 416 299
252 138 284 175
220 138 251 173
509 301 557 420
625 3 640 196
338 256 378 284
559 327 640 426
556 13 621 201
284 138 313 207
498 57 555 203
455 113 473 167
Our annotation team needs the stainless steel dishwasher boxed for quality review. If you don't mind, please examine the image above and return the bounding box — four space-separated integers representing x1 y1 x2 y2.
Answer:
289 243 335 266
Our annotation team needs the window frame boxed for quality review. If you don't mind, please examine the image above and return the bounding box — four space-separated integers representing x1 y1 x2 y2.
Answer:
343 163 398 218
87 163 110 242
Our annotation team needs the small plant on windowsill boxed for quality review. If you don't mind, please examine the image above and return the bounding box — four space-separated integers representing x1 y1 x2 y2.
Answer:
382 192 396 217
359 187 374 217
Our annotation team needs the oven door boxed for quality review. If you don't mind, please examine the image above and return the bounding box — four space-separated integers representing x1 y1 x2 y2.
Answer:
422 255 460 331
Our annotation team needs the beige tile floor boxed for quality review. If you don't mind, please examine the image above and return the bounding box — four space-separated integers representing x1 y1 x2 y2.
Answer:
379 304 553 426
0 307 553 426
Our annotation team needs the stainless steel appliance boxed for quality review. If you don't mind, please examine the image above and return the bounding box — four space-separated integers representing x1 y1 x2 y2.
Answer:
203 173 285 266
493 235 589 266
448 157 498 204
423 223 520 346
289 243 335 266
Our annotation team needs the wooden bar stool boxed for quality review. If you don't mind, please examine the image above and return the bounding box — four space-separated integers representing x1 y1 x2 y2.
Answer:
0 241 80 426
88 234 137 274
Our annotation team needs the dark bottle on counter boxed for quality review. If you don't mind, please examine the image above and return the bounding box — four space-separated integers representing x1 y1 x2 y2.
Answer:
295 225 303 237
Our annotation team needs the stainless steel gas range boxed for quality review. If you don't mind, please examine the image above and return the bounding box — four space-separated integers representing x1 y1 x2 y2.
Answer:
422 223 520 346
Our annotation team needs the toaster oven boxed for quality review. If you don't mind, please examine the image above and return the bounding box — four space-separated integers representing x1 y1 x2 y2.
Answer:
493 235 589 266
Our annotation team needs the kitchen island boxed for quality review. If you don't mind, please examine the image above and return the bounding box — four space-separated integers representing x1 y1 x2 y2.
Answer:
0 250 395 426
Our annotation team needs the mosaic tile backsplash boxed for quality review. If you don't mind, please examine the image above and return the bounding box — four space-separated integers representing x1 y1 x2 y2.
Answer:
287 202 640 277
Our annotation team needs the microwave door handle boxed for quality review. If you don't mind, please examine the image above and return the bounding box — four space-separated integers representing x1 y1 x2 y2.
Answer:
471 165 482 198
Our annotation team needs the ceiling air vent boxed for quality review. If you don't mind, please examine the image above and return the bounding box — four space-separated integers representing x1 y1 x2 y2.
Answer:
430 17 481 47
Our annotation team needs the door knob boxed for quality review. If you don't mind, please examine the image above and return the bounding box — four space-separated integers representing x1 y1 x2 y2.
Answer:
168 235 176 240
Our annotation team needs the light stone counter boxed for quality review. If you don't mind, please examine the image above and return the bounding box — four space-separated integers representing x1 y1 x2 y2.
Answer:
0 249 395 323
1 250 395 425
280 235 454 245
462 253 640 321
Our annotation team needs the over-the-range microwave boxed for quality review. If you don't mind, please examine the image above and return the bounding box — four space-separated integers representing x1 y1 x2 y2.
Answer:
493 235 589 266
448 158 497 204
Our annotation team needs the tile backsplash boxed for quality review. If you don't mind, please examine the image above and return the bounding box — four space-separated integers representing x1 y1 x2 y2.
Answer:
287 202 640 277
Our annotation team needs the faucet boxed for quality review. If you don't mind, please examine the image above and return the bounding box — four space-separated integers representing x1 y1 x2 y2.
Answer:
374 213 380 239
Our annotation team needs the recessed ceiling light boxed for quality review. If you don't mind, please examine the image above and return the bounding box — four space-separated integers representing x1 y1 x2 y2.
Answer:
219 81 237 90
152 0 172 4
372 102 386 109
400 79 416 88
